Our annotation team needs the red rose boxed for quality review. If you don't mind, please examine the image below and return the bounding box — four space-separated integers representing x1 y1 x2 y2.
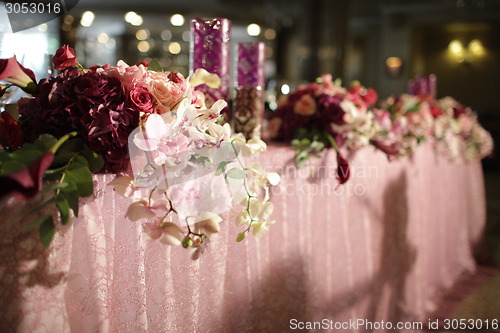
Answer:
0 111 24 151
52 45 79 70
430 105 443 118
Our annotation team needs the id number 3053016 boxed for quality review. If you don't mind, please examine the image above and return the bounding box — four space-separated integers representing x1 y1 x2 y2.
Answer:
442 319 498 330
5 2 62 14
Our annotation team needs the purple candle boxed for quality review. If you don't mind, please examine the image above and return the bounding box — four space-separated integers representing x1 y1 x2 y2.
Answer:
234 42 266 139
190 18 231 109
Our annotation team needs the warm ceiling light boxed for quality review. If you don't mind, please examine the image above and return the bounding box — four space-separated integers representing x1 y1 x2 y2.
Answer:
264 28 276 40
130 15 143 26
125 11 137 23
137 41 150 53
448 40 463 54
170 14 185 26
281 84 290 95
247 24 261 36
468 39 484 55
168 42 181 54
97 33 109 44
80 11 95 27
385 57 402 68
135 29 150 40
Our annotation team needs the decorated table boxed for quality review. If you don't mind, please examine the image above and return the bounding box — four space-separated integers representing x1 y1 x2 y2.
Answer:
0 19 494 332
0 140 486 332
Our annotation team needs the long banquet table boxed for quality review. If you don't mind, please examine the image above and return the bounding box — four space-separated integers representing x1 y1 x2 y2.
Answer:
0 142 486 332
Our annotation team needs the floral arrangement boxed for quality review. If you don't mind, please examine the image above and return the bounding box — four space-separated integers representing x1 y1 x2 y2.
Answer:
0 45 280 250
268 74 493 172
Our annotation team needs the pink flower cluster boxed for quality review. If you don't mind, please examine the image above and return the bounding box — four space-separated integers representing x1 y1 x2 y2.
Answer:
373 94 493 160
268 74 493 163
268 74 377 143
17 46 197 172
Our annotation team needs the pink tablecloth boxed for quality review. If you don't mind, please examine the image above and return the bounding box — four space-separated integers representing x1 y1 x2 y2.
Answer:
0 142 486 332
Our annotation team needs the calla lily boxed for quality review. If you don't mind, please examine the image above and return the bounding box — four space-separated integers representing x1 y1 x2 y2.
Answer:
0 56 37 94
189 68 221 89
336 152 350 184
0 152 54 200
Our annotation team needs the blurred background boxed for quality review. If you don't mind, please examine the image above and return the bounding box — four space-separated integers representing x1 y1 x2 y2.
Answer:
1 0 500 315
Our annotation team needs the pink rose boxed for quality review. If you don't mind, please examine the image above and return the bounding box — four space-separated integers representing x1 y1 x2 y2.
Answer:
128 83 155 113
0 56 37 93
52 45 79 70
293 94 316 116
147 71 187 113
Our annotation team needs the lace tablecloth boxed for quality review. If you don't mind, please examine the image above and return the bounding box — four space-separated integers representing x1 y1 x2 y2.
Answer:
0 143 486 332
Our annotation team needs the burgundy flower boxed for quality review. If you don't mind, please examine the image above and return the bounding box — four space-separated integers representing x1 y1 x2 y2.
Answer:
0 152 54 200
18 70 139 173
336 152 350 184
0 111 24 151
52 45 79 70
317 93 345 126
452 104 467 118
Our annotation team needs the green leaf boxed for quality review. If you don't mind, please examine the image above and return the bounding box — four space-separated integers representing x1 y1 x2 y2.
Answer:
40 182 69 193
148 59 163 72
8 148 43 165
215 161 228 176
61 188 79 217
64 160 93 197
82 145 105 173
25 213 52 231
39 216 55 247
33 134 58 152
236 232 246 242
56 196 70 225
226 167 246 179
0 160 26 174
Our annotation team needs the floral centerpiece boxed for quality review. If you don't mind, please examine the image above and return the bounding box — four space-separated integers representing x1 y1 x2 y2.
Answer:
0 45 280 250
268 74 493 172
268 74 378 182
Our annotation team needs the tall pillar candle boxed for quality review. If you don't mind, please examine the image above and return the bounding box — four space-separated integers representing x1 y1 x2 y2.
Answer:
233 42 265 139
190 18 231 110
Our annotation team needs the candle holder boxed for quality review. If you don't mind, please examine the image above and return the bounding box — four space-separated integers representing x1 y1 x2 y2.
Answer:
233 42 265 139
190 18 231 110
